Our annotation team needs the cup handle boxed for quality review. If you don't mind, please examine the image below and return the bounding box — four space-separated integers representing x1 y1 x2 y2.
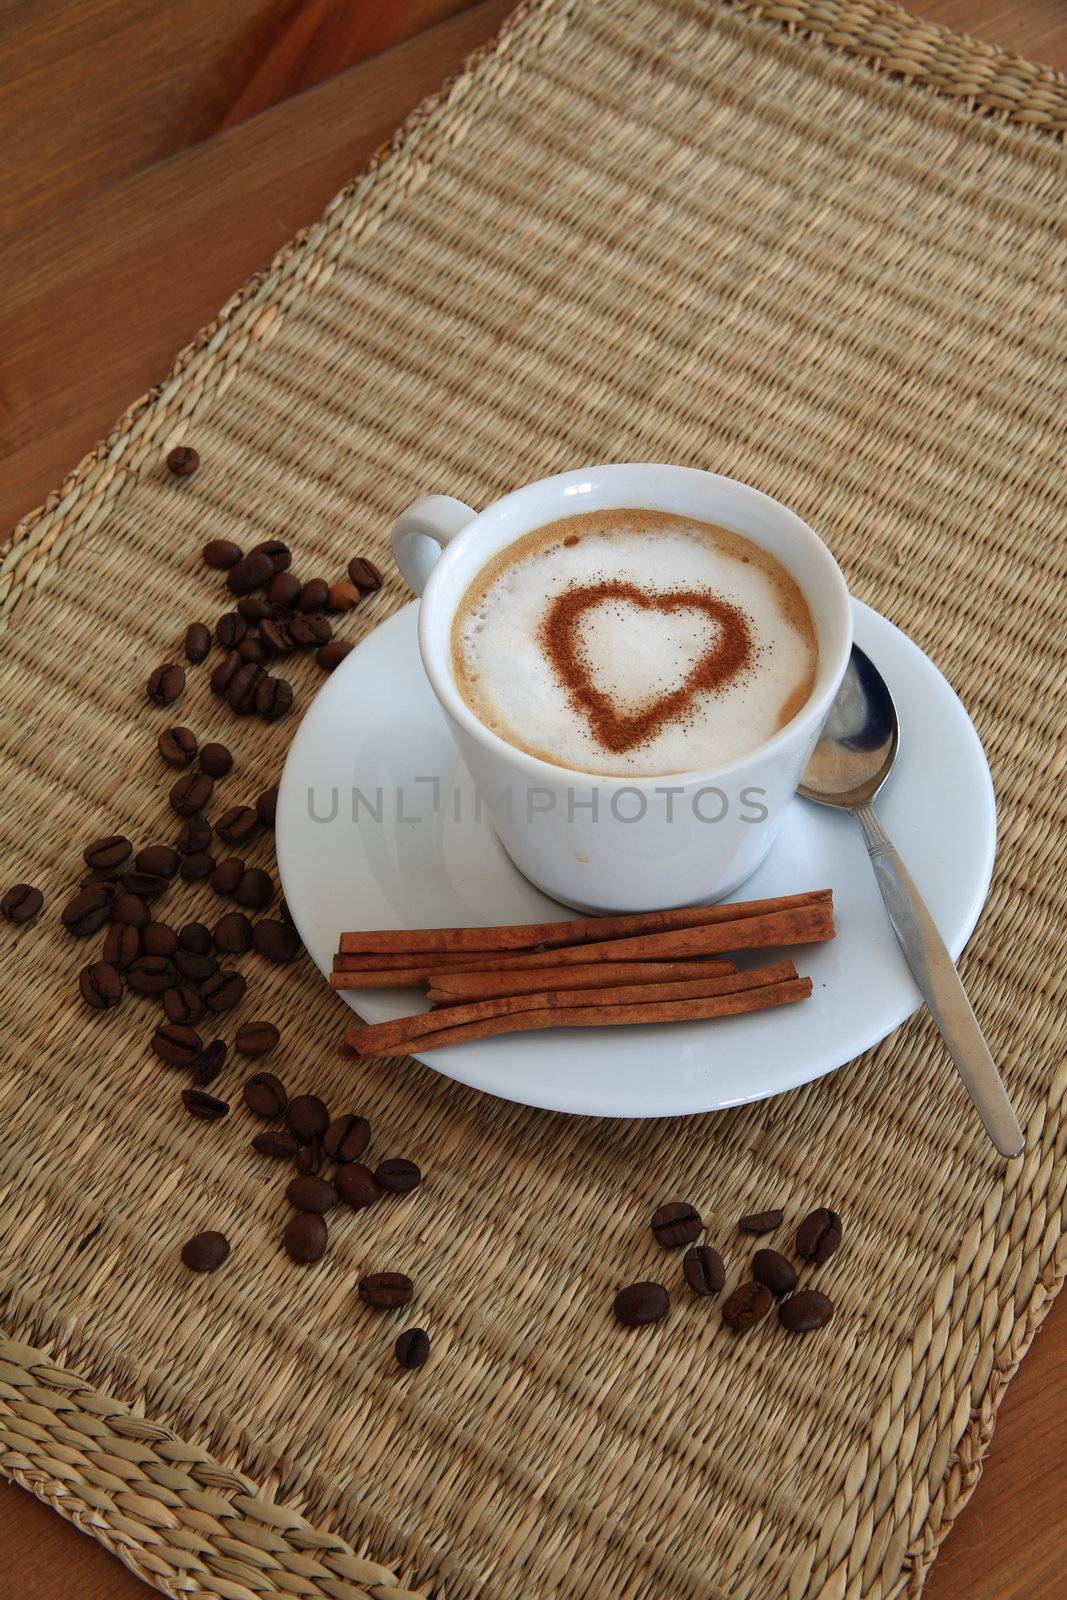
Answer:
391 495 477 595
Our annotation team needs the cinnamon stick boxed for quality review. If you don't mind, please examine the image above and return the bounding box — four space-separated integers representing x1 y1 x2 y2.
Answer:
426 957 737 1003
332 901 834 987
336 889 831 957
330 968 468 989
332 951 516 976
346 976 813 1056
360 962 799 1051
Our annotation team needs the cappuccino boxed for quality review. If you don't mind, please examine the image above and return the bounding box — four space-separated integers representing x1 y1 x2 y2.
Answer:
451 510 818 777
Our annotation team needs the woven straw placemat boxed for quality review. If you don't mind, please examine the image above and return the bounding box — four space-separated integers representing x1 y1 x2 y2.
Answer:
2 3 1065 1597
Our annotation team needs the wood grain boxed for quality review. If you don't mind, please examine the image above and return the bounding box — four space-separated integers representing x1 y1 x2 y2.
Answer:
0 2 483 234
219 0 486 125
911 0 1067 68
0 0 291 232
0 0 514 536
1 3 1065 1598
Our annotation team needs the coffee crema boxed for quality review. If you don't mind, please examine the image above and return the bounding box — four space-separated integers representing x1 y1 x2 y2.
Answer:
451 509 818 776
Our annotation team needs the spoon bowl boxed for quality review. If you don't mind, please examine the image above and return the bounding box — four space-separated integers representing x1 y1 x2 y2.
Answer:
799 645 898 809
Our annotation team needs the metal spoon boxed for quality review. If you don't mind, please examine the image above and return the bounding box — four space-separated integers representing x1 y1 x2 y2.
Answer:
799 644 1024 1158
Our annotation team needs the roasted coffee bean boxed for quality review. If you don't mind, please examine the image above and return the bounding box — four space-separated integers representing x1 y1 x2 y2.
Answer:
287 1094 329 1142
779 1290 834 1332
235 868 272 910
212 857 245 896
283 1212 327 1263
326 580 361 612
213 911 252 954
235 1020 279 1058
141 922 179 958
215 806 258 846
752 1249 798 1297
317 640 353 672
181 1232 230 1273
80 870 120 895
253 919 301 963
394 1328 430 1370
683 1244 726 1297
192 1039 228 1085
200 969 246 1012
147 663 185 706
258 621 293 662
255 676 293 720
267 571 301 608
184 622 211 663
112 892 149 928
122 873 154 904
3 883 44 924
203 538 242 569
170 771 214 816
375 1158 421 1194
358 1272 412 1309
614 1282 670 1327
252 1129 299 1160
174 948 217 982
298 578 329 612
279 898 295 928
251 538 291 573
120 900 161 955
179 921 213 954
121 869 168 900
109 891 149 928
253 638 278 667
226 551 274 595
152 1022 203 1067
722 1281 774 1332
287 1175 338 1214
289 613 330 648
295 1139 325 1175
182 1088 229 1121
650 1201 703 1248
335 1162 380 1209
795 1208 843 1265
180 851 216 882
238 596 272 623
103 922 140 967
255 786 278 827
214 612 247 648
347 556 382 593
177 816 212 854
79 871 119 896
127 955 174 994
83 835 132 871
227 662 265 714
243 1071 287 1118
79 960 123 1010
196 743 232 781
323 1114 371 1163
738 1208 785 1235
163 985 203 1026
210 651 242 696
136 845 180 880
167 444 200 478
61 886 112 936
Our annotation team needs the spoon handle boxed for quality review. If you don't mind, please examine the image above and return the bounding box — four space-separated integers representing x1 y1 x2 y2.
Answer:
853 802 1024 1158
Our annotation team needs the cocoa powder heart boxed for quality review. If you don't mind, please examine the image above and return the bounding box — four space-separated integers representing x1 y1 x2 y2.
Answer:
541 581 751 754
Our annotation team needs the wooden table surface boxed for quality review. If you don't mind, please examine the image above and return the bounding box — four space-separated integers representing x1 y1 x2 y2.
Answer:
1 2 1064 1596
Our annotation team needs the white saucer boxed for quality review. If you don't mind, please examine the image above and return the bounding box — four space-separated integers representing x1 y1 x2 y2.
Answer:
276 600 995 1118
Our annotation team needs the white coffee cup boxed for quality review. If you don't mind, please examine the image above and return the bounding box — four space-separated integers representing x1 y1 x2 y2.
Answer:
392 463 852 913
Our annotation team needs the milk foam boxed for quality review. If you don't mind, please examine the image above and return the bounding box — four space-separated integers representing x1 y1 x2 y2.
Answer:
452 511 817 776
